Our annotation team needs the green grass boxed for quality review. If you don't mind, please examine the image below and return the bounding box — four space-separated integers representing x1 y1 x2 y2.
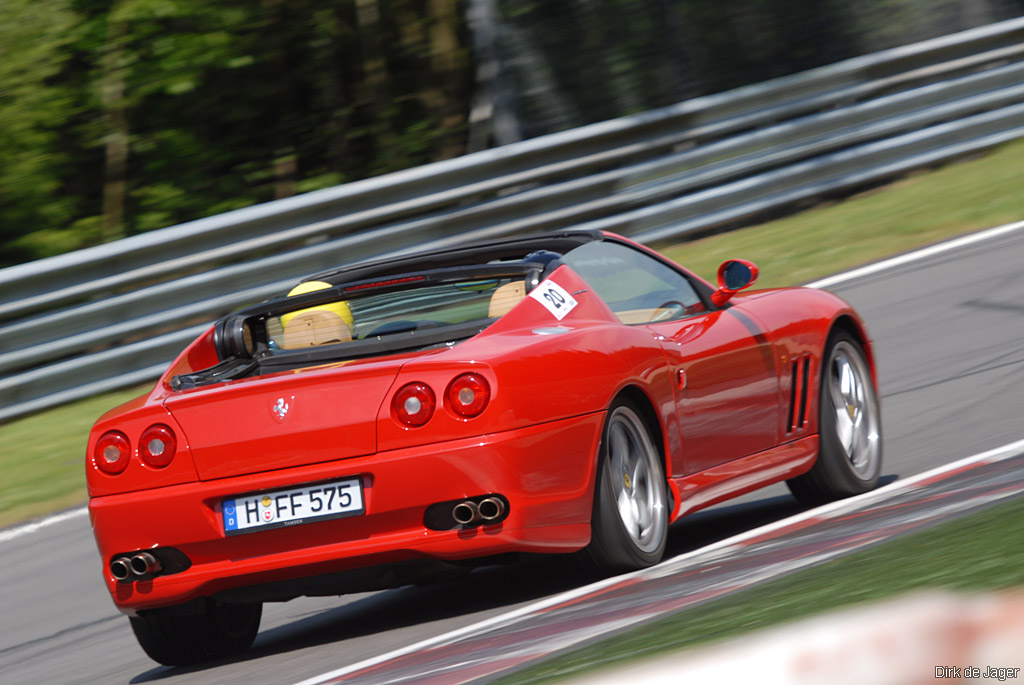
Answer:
0 384 152 528
499 494 1024 684
1 137 1023 529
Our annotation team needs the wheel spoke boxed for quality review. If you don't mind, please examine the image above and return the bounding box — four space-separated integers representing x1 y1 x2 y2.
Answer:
851 367 865 409
631 458 646 493
616 486 633 532
629 496 642 536
839 355 855 400
829 371 849 417
848 422 864 466
635 491 651 532
834 407 854 454
610 425 629 470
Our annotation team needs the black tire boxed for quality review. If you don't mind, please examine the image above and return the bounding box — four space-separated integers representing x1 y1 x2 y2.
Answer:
129 600 262 666
788 331 883 505
580 399 669 573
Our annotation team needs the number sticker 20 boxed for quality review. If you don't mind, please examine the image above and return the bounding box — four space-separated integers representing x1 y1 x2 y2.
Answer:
528 281 578 321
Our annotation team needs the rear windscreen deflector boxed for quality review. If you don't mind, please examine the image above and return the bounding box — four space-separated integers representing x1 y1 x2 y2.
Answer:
172 263 542 389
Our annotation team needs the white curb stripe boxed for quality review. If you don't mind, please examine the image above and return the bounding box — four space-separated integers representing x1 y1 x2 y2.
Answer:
0 506 88 544
806 220 1024 289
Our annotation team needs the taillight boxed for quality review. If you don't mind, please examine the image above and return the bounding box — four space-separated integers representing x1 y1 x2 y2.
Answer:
392 382 435 427
447 373 490 418
94 431 131 475
139 424 177 468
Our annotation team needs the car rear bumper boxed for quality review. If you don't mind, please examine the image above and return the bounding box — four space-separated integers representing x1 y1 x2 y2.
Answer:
90 412 604 614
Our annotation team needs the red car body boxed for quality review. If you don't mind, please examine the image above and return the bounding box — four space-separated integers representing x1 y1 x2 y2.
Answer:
87 230 880 662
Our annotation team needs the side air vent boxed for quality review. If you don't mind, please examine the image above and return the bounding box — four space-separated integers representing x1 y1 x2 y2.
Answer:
787 356 812 434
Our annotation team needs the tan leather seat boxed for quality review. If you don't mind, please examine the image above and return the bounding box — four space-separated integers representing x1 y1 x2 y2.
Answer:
281 310 353 349
615 303 704 324
488 281 526 318
615 308 664 324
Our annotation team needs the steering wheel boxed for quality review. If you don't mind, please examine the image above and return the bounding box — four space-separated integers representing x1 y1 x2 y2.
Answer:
366 319 445 337
651 300 688 322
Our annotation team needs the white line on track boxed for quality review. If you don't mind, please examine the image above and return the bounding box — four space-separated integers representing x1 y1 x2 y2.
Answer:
6 220 1022 548
292 435 1024 685
0 506 88 544
805 219 1024 289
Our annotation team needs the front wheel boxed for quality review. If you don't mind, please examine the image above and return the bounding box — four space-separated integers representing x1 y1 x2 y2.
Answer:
129 599 262 666
581 400 669 573
788 331 882 505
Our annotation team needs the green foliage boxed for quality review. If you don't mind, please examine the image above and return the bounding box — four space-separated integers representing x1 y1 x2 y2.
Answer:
0 0 79 263
2 0 1023 266
0 0 473 267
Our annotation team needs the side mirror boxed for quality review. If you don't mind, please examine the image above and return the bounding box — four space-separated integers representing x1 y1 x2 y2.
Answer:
710 259 759 307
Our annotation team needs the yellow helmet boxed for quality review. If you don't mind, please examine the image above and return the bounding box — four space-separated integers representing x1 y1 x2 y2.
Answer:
279 281 354 330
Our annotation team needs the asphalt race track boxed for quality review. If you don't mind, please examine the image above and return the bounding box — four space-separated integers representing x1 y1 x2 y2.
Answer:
2 224 1023 684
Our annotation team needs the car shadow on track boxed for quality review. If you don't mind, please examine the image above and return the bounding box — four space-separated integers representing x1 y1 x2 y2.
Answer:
130 478 898 682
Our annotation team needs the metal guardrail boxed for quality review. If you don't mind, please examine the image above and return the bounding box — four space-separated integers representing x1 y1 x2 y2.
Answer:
2 17 1024 422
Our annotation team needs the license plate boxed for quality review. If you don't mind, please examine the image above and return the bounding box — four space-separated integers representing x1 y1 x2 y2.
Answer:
222 476 364 536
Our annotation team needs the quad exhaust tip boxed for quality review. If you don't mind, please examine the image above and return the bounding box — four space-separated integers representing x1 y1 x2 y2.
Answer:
110 552 164 580
130 552 162 576
452 500 479 525
110 557 132 581
450 495 508 527
478 497 505 521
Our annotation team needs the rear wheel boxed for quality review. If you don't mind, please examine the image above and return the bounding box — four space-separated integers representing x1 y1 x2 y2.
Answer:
129 599 262 666
788 331 882 505
581 400 669 572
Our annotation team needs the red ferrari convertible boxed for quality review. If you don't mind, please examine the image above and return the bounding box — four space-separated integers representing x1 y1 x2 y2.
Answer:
87 230 881 664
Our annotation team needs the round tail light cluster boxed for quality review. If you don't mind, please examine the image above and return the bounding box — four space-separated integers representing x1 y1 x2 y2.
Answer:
93 424 178 474
392 382 436 427
447 374 490 418
94 431 131 475
391 373 492 427
140 424 177 468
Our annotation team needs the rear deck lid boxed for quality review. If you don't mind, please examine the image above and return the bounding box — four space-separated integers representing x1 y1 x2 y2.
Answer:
164 359 403 480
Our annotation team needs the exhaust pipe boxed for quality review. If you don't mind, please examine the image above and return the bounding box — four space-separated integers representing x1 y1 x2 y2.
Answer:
110 557 132 581
452 500 480 525
478 497 505 521
130 552 162 576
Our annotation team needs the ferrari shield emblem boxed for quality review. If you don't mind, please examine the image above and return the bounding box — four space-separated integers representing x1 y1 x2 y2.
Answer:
270 396 293 422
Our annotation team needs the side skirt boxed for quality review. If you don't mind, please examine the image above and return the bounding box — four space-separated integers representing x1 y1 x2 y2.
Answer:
668 435 819 522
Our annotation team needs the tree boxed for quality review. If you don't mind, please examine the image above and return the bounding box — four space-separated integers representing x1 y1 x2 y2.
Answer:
0 0 79 265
